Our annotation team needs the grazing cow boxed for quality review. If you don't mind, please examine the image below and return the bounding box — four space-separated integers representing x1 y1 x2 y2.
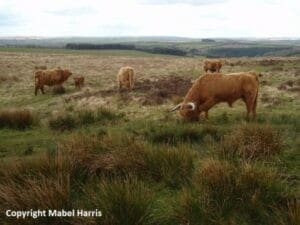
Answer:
34 65 47 70
117 66 135 91
73 76 85 90
203 60 223 73
34 68 72 95
171 72 259 121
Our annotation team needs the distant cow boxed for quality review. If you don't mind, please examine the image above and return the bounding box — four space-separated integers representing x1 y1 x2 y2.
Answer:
34 68 72 95
73 76 85 90
203 60 223 73
171 72 259 120
34 65 47 70
117 66 135 91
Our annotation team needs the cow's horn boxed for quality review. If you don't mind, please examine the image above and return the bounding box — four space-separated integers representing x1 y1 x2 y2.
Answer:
187 102 196 111
170 103 182 112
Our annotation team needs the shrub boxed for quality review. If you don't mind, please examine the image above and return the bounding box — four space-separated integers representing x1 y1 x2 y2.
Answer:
48 114 76 131
220 124 283 161
0 109 34 130
83 176 155 225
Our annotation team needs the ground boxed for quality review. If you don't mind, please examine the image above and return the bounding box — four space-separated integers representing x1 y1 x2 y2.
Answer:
0 48 299 225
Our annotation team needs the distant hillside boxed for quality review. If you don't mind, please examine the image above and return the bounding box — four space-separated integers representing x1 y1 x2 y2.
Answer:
1 37 300 57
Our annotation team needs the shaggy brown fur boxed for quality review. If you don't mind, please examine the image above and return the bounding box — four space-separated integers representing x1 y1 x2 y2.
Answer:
203 60 223 73
34 69 72 95
73 76 85 90
172 72 259 121
117 66 135 91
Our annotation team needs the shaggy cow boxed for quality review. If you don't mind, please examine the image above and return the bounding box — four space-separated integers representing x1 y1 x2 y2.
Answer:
203 60 223 73
73 76 85 90
171 72 259 121
117 66 135 91
34 68 72 95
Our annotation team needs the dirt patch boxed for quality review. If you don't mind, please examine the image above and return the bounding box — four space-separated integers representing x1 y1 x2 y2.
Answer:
64 76 193 105
134 76 193 105
278 79 300 93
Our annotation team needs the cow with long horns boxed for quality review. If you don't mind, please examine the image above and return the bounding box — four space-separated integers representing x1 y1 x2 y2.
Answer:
171 72 259 121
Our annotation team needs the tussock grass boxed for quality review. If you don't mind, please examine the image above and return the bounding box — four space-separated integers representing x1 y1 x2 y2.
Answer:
0 176 71 225
144 123 224 145
49 114 77 131
83 176 155 225
49 108 124 131
58 133 196 187
171 159 290 225
0 109 34 130
220 124 283 161
0 74 19 83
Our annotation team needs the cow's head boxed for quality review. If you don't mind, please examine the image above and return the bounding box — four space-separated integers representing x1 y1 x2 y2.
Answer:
63 69 72 78
170 101 199 121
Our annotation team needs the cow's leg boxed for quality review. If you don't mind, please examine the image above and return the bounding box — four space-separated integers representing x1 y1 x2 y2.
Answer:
252 92 258 119
244 95 256 119
35 85 39 96
41 85 45 94
118 81 122 90
198 99 215 118
205 111 209 119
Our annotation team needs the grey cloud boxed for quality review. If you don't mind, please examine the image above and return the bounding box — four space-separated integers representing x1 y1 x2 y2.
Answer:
139 0 227 5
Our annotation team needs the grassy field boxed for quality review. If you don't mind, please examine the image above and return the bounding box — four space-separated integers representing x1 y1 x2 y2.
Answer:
0 48 299 225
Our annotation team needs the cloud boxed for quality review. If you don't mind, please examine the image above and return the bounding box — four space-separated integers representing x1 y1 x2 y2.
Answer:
139 0 227 5
46 7 98 17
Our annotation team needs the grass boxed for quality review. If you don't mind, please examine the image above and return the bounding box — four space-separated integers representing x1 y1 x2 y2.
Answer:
219 124 283 161
0 109 34 130
49 108 124 131
0 50 299 224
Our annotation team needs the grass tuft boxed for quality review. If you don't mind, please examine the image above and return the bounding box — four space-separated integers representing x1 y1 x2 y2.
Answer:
220 124 283 161
0 109 34 130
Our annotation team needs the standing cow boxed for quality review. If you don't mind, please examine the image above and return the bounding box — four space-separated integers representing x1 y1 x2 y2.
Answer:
34 68 72 95
203 60 223 73
117 66 135 91
171 72 259 120
73 76 85 90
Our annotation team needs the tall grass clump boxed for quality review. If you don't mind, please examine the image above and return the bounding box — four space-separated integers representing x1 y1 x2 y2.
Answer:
170 159 291 225
83 176 155 225
220 124 283 161
0 109 34 130
144 146 196 188
95 107 124 123
57 133 196 188
144 123 224 145
48 114 76 131
0 176 71 225
50 108 124 131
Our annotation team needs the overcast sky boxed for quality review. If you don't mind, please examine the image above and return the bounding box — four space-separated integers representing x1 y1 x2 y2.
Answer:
0 0 299 38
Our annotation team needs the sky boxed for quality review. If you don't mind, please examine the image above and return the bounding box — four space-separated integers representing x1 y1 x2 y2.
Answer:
0 0 299 38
